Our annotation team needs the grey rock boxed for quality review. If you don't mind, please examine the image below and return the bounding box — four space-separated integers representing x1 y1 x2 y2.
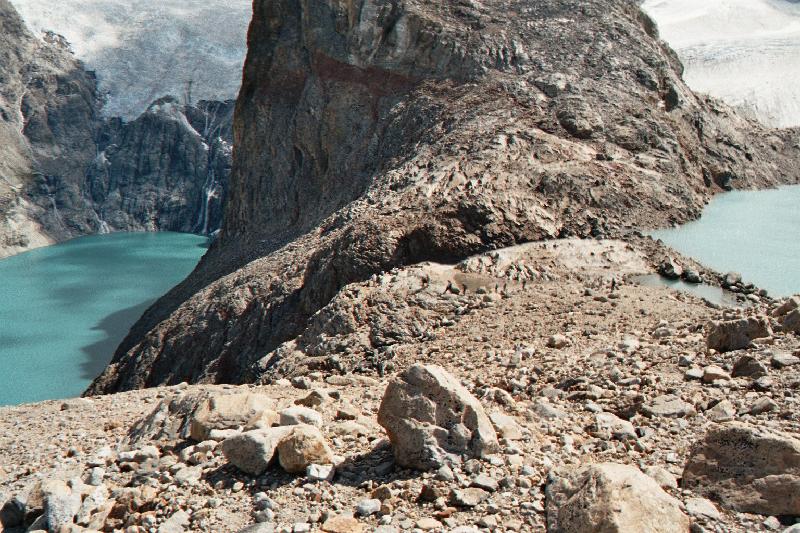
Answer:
546 463 690 532
594 412 637 440
471 474 499 492
706 400 736 423
450 487 490 508
642 395 695 418
749 397 778 415
683 423 800 516
159 510 191 533
356 498 381 516
685 497 721 520
774 296 800 317
221 427 292 475
191 393 277 441
771 351 800 369
279 406 323 428
658 257 683 280
42 480 81 532
706 317 772 353
782 309 800 334
645 466 678 489
0 497 25 528
731 355 768 378
702 365 730 383
489 411 523 440
533 401 567 419
306 463 335 482
683 269 702 284
378 365 498 470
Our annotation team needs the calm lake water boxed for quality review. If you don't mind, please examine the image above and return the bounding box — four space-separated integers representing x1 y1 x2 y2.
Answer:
652 185 800 298
0 232 207 406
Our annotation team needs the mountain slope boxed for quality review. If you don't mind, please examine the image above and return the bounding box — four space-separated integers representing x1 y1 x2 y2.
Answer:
11 0 251 119
0 0 237 257
87 0 800 394
642 0 800 128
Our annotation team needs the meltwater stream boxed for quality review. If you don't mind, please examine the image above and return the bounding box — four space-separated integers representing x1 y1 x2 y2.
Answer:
0 232 207 406
652 185 800 298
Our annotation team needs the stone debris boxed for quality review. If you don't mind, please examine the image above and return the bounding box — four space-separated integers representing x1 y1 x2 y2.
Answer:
1 256 799 533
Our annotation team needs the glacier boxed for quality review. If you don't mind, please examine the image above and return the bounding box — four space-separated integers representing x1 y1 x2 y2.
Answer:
643 0 800 128
11 0 251 119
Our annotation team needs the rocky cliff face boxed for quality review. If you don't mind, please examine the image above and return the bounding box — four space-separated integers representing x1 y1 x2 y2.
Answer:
88 0 800 394
0 0 233 257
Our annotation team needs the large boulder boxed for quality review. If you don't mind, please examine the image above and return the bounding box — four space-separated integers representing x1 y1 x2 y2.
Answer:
190 393 277 441
221 427 293 475
682 423 800 516
783 309 800 334
546 463 690 533
706 316 772 352
377 365 498 470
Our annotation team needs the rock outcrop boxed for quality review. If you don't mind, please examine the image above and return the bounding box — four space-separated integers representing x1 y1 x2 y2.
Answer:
0 0 233 258
87 0 800 395
682 423 800 516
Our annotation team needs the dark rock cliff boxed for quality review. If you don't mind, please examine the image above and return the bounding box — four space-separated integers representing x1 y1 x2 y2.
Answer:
87 0 800 394
0 0 233 256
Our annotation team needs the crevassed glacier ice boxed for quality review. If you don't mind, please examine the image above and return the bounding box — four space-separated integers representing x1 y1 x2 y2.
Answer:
11 0 251 119
643 0 800 128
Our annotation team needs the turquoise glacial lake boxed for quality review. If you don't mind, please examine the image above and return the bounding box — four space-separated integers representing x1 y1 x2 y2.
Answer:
0 232 207 406
652 185 800 298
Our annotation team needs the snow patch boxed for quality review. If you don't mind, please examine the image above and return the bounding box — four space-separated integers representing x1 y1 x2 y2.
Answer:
643 0 800 127
11 0 251 119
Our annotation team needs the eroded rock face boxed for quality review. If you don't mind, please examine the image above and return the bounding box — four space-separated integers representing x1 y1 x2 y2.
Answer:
706 316 772 353
682 423 800 516
89 0 800 394
546 463 690 533
0 0 233 257
377 365 498 470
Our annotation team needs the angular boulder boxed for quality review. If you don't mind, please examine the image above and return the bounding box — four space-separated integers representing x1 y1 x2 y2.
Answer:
783 309 800 334
546 463 690 533
277 425 334 473
377 365 499 470
706 316 771 352
191 393 276 441
221 427 293 475
682 423 800 516
773 296 800 317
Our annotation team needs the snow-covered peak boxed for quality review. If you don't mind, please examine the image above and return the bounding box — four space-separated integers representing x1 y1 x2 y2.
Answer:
11 0 251 119
643 0 800 128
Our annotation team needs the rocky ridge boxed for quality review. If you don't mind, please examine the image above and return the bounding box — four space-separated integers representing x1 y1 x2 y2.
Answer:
90 0 800 394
